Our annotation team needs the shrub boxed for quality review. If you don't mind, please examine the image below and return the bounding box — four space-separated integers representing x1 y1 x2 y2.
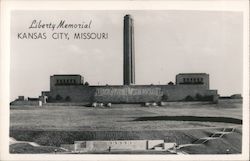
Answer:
162 94 168 101
55 94 62 101
195 93 202 100
65 96 71 102
185 95 194 101
201 95 214 101
168 81 174 85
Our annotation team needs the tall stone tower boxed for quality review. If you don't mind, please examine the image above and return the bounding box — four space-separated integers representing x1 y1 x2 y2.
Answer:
123 14 135 85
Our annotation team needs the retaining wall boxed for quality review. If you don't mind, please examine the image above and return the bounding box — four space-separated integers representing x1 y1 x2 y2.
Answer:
10 100 42 106
74 140 164 152
45 85 218 103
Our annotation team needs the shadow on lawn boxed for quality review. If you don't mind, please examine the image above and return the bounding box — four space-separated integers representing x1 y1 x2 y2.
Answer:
134 116 242 124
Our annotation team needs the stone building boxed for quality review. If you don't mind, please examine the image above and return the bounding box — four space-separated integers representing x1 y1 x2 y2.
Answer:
176 73 209 89
39 15 218 104
41 73 218 103
50 74 83 90
72 140 176 152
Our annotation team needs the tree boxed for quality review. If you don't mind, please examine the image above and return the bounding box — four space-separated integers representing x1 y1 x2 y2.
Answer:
84 82 89 86
55 94 62 101
195 93 202 100
162 94 168 101
185 95 194 101
168 81 174 85
65 96 71 102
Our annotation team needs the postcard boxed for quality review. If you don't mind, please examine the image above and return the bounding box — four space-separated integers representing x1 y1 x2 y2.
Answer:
0 0 249 160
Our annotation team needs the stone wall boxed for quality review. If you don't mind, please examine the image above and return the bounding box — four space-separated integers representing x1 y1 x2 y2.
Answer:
158 84 216 101
10 100 42 106
74 140 164 152
45 84 218 103
94 86 163 103
48 86 95 102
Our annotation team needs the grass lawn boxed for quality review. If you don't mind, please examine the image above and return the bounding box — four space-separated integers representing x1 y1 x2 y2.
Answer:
9 99 242 154
10 99 242 131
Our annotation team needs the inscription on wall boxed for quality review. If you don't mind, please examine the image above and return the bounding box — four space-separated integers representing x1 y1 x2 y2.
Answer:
95 87 163 96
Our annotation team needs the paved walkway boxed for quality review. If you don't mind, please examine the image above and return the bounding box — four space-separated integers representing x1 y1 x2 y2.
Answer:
174 127 236 154
193 127 235 144
9 137 40 147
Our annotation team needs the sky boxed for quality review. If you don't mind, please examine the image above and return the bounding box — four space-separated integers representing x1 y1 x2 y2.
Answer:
10 10 243 101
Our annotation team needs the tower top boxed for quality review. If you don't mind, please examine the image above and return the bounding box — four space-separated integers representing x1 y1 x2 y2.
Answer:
124 14 132 18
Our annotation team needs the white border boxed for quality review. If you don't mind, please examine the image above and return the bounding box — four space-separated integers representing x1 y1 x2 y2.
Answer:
0 0 249 161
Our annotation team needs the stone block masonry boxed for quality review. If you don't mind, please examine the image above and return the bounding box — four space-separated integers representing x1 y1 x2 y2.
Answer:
73 140 176 152
44 84 218 103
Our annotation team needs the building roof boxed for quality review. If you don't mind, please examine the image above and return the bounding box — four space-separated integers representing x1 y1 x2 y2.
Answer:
177 73 208 75
52 74 82 77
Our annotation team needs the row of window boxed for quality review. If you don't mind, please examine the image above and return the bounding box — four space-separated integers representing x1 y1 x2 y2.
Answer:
79 141 134 148
109 141 133 145
183 77 204 83
56 79 77 84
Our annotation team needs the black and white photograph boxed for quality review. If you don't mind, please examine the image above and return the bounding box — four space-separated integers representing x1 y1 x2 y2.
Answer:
0 0 249 161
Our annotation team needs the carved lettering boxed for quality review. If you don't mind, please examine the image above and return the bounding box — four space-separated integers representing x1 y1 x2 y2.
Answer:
95 87 162 96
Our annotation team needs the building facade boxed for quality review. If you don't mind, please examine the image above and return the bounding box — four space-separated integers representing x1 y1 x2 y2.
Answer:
35 16 218 104
11 15 219 106
176 73 209 89
73 140 176 152
50 74 84 90
41 73 218 103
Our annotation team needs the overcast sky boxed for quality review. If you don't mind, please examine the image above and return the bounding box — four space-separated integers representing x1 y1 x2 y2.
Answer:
10 10 243 101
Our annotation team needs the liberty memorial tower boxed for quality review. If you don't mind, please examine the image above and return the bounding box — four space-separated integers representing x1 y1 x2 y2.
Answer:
123 14 135 85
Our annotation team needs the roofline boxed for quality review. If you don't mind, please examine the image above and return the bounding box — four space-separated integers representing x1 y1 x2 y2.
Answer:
177 73 208 75
52 74 82 77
